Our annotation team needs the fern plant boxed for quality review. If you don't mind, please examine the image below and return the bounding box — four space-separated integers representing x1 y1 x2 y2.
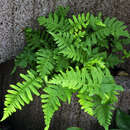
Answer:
1 6 130 130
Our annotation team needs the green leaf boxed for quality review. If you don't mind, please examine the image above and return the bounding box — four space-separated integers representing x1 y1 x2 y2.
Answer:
66 127 83 130
116 109 130 130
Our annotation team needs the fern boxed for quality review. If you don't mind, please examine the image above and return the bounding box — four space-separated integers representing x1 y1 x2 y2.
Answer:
1 70 42 121
104 17 129 38
49 62 123 130
53 54 70 72
36 49 55 79
38 10 69 33
51 32 87 63
41 85 73 130
49 66 85 90
1 6 129 130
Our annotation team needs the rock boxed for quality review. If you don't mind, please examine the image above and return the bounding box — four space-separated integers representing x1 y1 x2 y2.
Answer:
115 76 130 113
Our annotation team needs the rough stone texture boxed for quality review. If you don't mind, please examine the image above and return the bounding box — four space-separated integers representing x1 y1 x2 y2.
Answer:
115 76 130 113
0 0 130 64
0 0 68 64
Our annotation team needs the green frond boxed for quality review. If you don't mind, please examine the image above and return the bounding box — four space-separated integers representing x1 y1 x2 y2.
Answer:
49 66 86 90
84 58 105 69
25 28 45 50
49 58 108 90
104 17 129 38
77 93 115 130
60 45 87 63
50 32 88 63
12 29 50 74
55 6 70 18
105 54 123 68
1 70 42 121
38 9 69 33
12 48 36 73
77 66 123 130
69 13 90 34
94 104 114 130
50 32 73 50
89 14 106 29
89 27 110 44
36 49 55 79
77 93 95 116
53 54 70 72
41 85 73 130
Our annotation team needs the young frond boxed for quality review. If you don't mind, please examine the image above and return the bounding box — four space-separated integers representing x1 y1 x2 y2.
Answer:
36 49 55 79
69 13 90 33
1 70 42 121
41 85 73 130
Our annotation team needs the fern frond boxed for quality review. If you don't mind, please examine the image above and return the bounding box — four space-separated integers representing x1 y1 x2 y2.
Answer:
77 67 123 130
38 9 69 33
55 6 70 18
89 14 106 29
50 32 73 50
1 70 42 121
53 54 70 72
36 49 55 79
41 85 73 130
60 45 87 63
49 66 86 90
89 27 110 44
69 13 90 33
13 48 36 70
104 17 129 38
51 32 88 63
77 93 95 116
12 29 51 73
25 28 45 50
94 104 114 130
105 54 123 68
